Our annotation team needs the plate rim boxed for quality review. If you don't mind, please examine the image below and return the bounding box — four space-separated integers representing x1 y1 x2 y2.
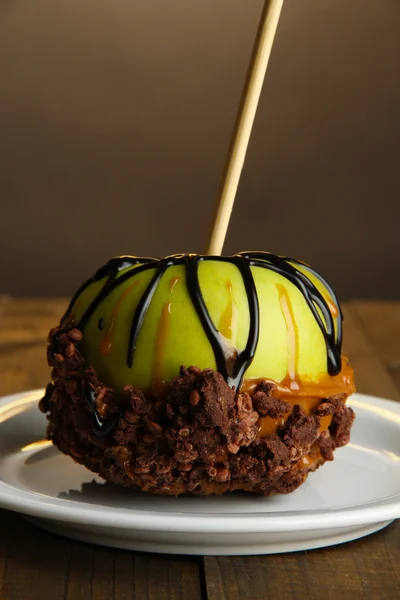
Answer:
0 389 399 534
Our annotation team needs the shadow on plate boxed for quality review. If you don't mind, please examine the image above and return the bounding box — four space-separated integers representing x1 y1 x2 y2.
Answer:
56 479 261 510
24 444 59 465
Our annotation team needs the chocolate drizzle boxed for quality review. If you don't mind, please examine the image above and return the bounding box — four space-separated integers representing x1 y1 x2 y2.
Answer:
185 255 259 391
85 385 119 436
61 252 343 434
127 258 175 368
240 253 342 376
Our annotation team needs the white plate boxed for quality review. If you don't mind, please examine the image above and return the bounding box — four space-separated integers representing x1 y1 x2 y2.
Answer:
0 390 399 555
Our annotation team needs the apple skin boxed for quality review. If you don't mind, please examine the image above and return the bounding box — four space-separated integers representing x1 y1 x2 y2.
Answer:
66 257 339 393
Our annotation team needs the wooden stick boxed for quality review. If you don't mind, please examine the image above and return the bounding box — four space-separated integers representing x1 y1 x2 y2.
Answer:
206 0 285 255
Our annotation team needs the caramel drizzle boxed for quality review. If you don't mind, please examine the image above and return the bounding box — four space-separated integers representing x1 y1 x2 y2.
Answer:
185 255 259 390
277 284 300 391
151 276 180 394
170 276 180 293
243 252 341 375
219 280 238 342
298 444 323 469
152 302 172 395
242 360 355 399
326 296 339 319
100 281 141 355
61 252 343 434
257 396 335 438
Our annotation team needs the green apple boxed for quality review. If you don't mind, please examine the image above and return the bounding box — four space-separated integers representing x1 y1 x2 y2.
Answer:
65 255 340 394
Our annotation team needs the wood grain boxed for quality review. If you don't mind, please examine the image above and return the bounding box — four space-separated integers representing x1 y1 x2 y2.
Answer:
0 512 203 600
0 298 68 397
0 512 71 600
351 300 400 396
341 304 400 401
0 298 399 600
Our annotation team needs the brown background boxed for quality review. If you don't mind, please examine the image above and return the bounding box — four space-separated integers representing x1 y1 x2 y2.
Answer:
0 0 399 299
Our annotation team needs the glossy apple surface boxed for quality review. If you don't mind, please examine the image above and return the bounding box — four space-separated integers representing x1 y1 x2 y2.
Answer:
67 257 339 393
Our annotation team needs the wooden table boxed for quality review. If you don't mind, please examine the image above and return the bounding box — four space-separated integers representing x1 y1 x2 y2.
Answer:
0 298 399 600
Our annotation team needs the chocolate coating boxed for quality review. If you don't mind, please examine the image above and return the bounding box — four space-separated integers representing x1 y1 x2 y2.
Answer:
40 326 354 497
